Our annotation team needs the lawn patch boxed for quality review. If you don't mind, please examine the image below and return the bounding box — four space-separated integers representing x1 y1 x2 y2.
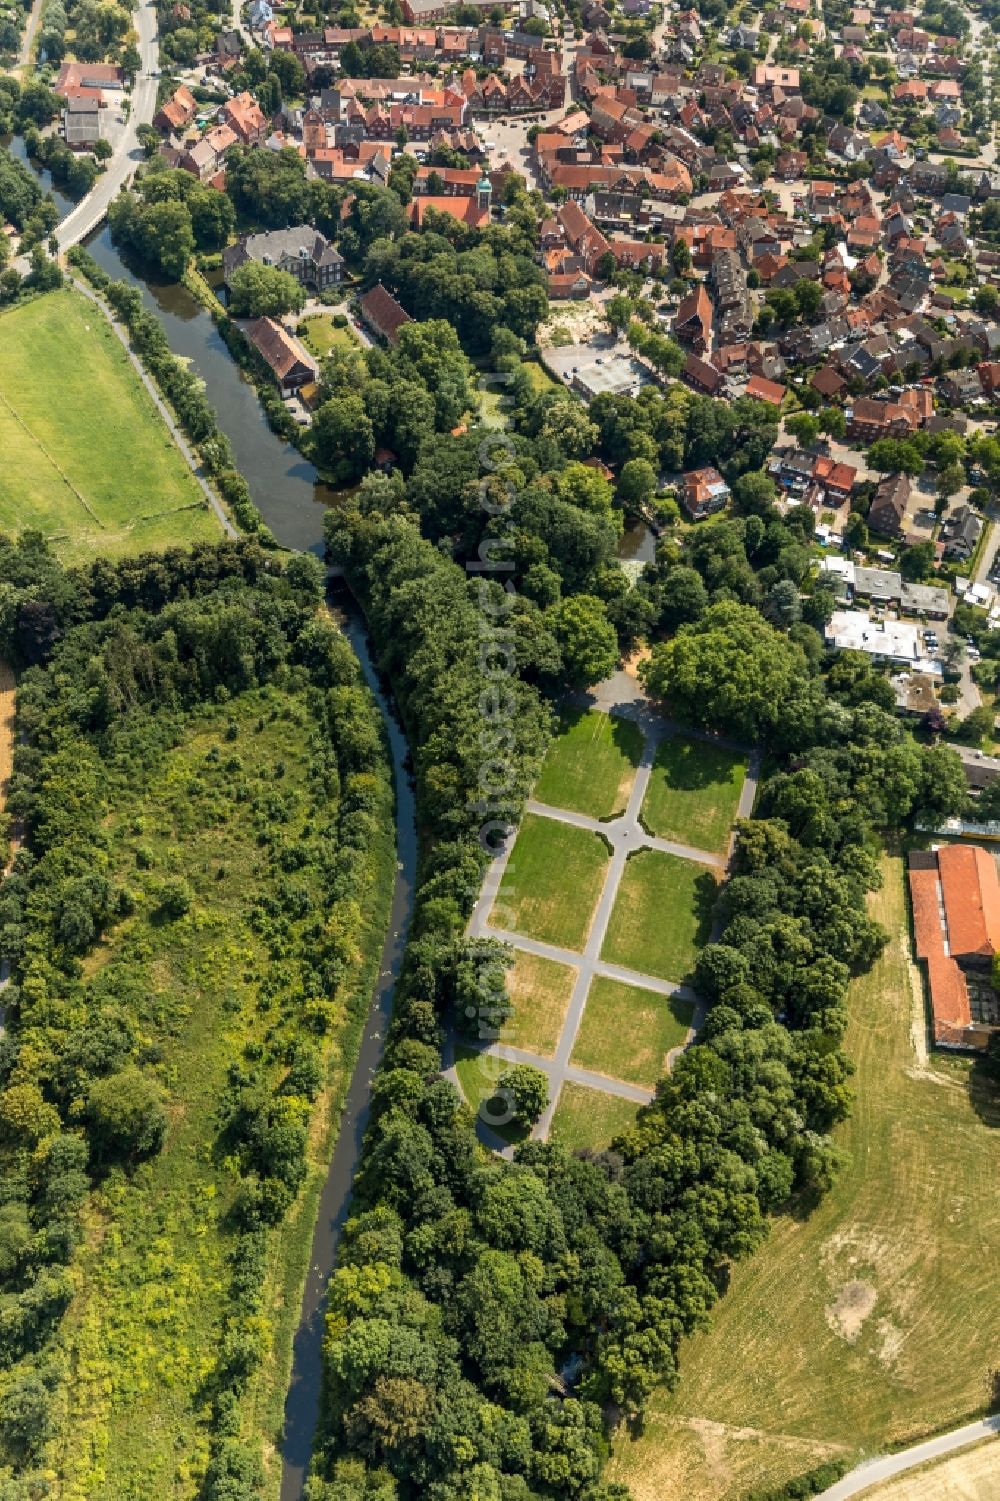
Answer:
454 1045 532 1145
535 709 644 820
572 977 694 1089
0 290 221 563
641 736 747 852
492 812 610 952
601 849 715 982
503 949 577 1057
298 314 359 358
550 1081 639 1152
606 857 1000 1501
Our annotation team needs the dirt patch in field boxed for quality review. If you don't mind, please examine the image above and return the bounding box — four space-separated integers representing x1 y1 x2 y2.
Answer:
826 1280 878 1343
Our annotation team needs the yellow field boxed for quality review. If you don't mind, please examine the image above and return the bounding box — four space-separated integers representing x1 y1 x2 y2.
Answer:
607 857 1000 1501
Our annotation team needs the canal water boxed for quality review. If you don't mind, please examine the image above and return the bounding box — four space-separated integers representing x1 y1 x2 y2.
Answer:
83 226 341 555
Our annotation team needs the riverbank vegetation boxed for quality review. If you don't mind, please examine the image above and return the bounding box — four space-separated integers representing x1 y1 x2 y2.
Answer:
0 539 395 1498
0 288 221 562
69 247 273 541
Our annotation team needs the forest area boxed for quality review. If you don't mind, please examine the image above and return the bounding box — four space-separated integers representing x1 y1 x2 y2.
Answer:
0 536 395 1497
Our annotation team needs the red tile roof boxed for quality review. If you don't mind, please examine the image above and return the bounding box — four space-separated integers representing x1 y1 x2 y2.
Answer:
937 844 1000 962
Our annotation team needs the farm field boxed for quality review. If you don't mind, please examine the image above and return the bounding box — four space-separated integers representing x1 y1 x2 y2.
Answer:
641 736 747 853
606 856 1000 1501
601 848 715 982
549 1080 640 1153
491 812 610 951
52 684 394 1498
571 977 695 1089
0 290 220 563
503 948 577 1058
534 709 644 820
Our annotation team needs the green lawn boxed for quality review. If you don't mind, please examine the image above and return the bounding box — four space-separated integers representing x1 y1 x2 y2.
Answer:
606 857 1000 1501
503 948 577 1058
492 813 610 952
0 290 221 563
641 737 747 853
572 977 695 1089
535 710 645 821
549 1081 639 1152
601 849 715 982
522 359 560 394
53 683 394 1498
454 1044 533 1145
298 313 359 358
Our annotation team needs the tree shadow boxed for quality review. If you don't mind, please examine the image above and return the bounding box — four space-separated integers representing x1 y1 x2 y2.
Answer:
659 737 739 794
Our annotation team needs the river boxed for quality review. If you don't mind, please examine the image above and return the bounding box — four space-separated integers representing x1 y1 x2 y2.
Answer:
39 205 419 1496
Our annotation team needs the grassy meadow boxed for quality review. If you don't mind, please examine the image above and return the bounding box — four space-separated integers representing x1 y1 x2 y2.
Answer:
0 290 220 563
641 736 747 853
492 813 610 951
602 849 716 982
535 709 644 820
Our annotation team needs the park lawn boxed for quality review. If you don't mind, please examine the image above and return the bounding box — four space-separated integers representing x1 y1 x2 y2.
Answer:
0 290 221 563
549 1081 639 1152
492 813 610 952
641 736 747 853
605 856 1000 1501
298 314 359 358
571 977 694 1090
535 709 644 820
601 849 715 982
503 948 577 1058
52 686 394 1499
454 1045 532 1146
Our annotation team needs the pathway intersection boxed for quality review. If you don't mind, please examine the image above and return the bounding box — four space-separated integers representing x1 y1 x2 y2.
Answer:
446 673 760 1156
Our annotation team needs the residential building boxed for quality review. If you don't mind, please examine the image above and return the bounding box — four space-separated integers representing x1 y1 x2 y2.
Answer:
223 226 344 291
909 846 1000 1049
237 317 318 395
674 284 713 352
358 282 413 344
867 472 912 538
683 466 730 520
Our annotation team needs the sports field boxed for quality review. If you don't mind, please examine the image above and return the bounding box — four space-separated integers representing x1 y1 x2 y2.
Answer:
641 736 747 852
0 290 220 563
534 709 644 820
606 856 1000 1501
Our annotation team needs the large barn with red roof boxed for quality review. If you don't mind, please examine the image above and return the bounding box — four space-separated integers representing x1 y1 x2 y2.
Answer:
908 846 1000 1049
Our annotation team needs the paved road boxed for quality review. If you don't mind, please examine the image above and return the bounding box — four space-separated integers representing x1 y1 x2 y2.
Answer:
56 0 159 250
815 1416 1000 1500
72 277 236 538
